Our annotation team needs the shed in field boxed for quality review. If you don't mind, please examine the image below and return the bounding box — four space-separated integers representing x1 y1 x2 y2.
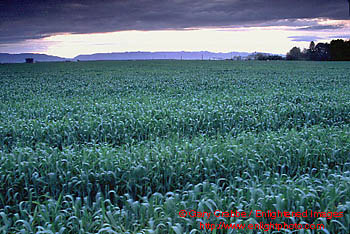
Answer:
25 58 34 63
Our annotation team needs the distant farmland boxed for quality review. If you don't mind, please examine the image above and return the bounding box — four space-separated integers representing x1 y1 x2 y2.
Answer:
0 60 349 233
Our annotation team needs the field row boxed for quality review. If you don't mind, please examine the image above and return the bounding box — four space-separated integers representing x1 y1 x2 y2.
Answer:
2 92 350 150
2 125 350 204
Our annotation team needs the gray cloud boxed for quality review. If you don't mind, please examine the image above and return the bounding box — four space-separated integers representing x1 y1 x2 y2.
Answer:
288 36 324 42
1 0 349 44
298 24 345 31
329 35 350 39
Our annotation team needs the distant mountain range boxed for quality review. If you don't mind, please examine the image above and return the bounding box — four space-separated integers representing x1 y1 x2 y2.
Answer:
0 53 67 63
0 51 278 63
74 51 251 61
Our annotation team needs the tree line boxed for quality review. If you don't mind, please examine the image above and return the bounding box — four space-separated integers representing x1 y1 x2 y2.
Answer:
250 53 283 61
287 39 350 61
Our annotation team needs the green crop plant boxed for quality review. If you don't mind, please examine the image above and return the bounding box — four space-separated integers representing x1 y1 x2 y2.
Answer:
0 60 350 233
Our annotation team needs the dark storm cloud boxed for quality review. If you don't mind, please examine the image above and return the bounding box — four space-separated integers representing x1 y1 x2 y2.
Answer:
288 36 324 42
0 0 349 44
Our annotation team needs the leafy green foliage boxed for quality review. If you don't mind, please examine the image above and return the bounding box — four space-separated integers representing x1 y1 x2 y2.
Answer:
0 60 349 233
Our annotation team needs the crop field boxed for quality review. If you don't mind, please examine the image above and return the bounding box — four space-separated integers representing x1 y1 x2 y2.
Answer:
0 60 350 233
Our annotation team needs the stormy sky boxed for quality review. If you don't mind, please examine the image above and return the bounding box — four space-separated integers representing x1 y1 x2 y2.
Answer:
1 0 349 57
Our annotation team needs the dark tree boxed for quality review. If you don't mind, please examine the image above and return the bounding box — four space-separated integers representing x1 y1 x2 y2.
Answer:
302 48 310 60
314 43 330 61
253 53 283 60
286 47 302 60
309 41 315 52
330 39 350 61
287 39 350 61
306 41 317 60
